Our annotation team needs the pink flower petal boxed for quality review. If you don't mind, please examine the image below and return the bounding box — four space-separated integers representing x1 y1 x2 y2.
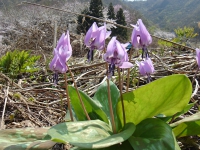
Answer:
131 19 152 48
196 48 200 68
119 62 133 69
50 30 72 73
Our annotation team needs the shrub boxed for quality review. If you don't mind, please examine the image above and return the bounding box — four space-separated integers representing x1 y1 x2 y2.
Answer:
0 50 40 78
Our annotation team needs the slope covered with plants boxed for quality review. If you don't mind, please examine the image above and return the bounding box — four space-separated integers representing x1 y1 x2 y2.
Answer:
0 0 200 150
124 0 200 32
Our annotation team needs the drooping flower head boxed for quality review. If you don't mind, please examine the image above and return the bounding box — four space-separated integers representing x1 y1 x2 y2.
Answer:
104 37 133 77
50 50 68 74
49 31 72 84
136 57 154 82
196 48 200 68
84 22 99 48
84 22 111 61
131 19 152 59
131 19 152 48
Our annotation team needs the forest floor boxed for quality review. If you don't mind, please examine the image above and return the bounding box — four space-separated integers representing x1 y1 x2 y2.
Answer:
0 45 200 149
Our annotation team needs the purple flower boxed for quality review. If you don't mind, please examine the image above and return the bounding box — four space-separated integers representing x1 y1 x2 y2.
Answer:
84 22 99 48
49 31 72 83
131 19 152 48
54 31 72 61
49 51 68 73
196 48 200 68
136 58 154 76
104 37 133 77
93 23 111 50
84 22 111 61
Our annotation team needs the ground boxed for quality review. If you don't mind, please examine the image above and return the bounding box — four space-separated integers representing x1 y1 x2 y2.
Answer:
0 46 200 149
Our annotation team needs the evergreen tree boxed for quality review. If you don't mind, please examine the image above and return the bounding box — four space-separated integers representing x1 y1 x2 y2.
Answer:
88 0 104 26
115 8 128 41
76 8 90 34
107 3 116 36
76 0 104 34
107 3 115 20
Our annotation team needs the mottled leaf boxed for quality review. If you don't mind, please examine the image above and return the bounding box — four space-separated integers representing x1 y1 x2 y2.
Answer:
48 120 135 149
0 127 55 150
70 140 133 150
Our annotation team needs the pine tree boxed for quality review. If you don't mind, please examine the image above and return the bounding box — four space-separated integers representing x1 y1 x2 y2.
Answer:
76 8 90 34
107 2 116 36
115 8 128 41
107 3 115 20
88 0 104 26
76 0 104 34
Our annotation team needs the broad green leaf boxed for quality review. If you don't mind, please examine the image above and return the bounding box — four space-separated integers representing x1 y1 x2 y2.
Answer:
68 86 108 123
128 118 179 150
93 81 121 131
173 120 200 138
0 127 55 150
157 103 195 123
117 74 192 125
48 120 135 149
174 103 196 119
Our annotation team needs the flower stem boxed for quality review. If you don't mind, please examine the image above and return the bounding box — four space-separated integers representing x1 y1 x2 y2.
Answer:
106 63 116 134
64 73 74 121
126 68 130 92
66 64 91 120
126 48 132 92
117 68 126 126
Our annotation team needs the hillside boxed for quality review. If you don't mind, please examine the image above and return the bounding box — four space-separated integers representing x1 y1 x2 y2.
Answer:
0 0 64 6
3 0 199 33
0 0 149 56
0 0 149 27
124 0 200 32
0 1 200 150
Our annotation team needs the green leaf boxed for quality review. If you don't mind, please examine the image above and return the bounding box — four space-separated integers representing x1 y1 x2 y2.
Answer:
70 140 133 150
93 81 121 131
68 86 108 123
0 50 40 77
117 74 192 125
174 103 196 119
170 112 200 127
47 120 135 149
171 112 200 138
128 118 179 150
173 120 200 138
0 127 55 150
156 103 195 123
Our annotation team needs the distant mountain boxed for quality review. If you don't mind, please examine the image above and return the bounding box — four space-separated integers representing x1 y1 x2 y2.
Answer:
101 0 150 25
123 0 200 32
